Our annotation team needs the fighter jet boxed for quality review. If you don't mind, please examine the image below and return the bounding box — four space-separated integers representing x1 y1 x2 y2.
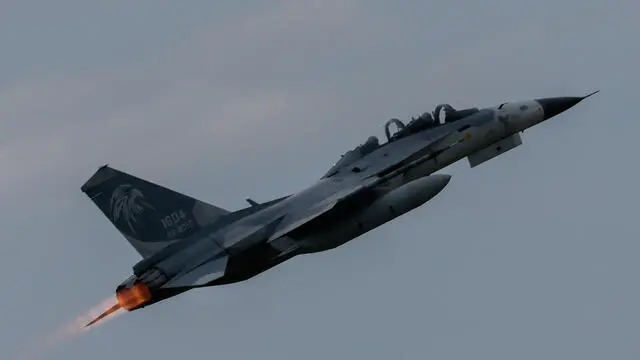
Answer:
81 92 597 327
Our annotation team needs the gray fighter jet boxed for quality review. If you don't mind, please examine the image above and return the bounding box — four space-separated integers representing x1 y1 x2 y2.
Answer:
82 92 597 326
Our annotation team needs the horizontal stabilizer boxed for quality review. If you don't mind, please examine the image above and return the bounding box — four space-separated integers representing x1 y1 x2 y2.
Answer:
162 255 229 288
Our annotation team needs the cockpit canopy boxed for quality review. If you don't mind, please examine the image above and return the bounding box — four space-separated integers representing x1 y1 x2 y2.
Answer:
385 103 479 142
322 103 480 178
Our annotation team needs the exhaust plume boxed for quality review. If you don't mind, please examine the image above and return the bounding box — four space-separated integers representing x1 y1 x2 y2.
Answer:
11 295 125 360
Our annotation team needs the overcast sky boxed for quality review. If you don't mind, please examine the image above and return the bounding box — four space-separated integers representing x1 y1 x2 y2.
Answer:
1 1 639 359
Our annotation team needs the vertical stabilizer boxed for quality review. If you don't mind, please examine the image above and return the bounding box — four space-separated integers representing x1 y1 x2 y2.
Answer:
81 165 230 258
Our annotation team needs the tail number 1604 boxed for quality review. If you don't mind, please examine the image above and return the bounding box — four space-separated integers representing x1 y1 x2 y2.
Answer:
161 210 188 229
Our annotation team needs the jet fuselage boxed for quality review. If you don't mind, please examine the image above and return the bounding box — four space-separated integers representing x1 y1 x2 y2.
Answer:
84 93 595 321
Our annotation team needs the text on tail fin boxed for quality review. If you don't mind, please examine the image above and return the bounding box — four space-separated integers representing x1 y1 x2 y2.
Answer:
81 165 230 257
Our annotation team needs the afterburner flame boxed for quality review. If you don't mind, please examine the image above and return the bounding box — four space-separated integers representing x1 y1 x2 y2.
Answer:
11 295 125 360
73 295 125 330
116 281 152 310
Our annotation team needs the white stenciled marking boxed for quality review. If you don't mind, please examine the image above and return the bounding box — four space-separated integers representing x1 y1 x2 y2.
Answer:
110 184 155 234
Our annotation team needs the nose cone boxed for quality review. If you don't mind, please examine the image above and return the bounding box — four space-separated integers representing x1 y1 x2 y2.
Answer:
536 90 598 120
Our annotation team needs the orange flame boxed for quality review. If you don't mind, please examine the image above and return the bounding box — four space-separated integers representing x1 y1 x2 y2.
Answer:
11 295 125 360
116 282 152 310
10 283 154 359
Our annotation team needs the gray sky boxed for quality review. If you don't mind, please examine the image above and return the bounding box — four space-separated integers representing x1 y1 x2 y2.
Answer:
1 0 639 359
